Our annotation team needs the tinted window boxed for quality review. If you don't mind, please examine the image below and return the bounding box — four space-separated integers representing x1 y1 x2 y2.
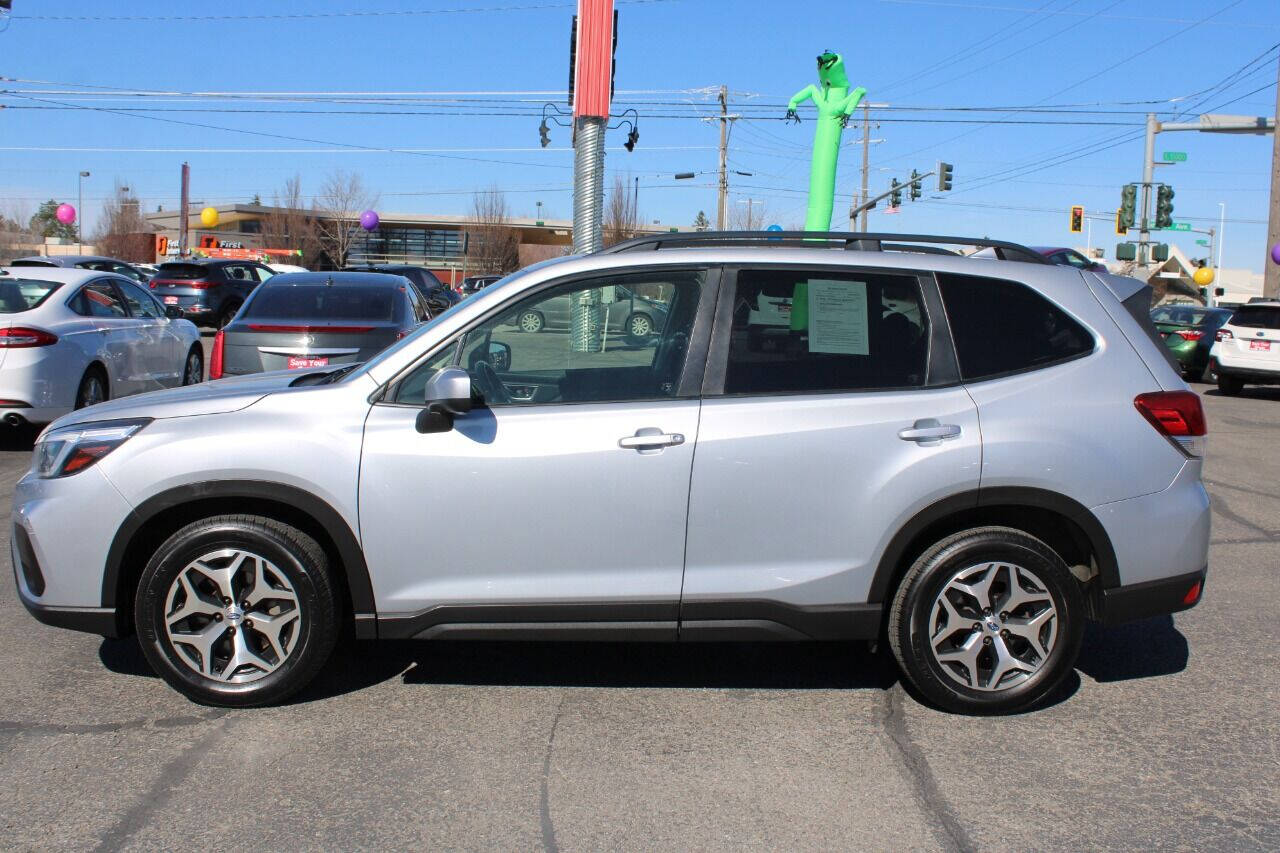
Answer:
154 263 208 279
722 269 928 395
224 264 258 283
73 282 129 318
395 269 704 405
0 278 61 313
244 286 399 322
118 281 164 318
938 273 1093 381
1228 306 1280 329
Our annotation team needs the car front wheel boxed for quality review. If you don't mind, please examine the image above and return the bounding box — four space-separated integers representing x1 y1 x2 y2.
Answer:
134 515 338 707
888 526 1084 715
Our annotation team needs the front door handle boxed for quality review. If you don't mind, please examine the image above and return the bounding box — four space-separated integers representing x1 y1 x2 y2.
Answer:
618 427 685 452
898 418 961 446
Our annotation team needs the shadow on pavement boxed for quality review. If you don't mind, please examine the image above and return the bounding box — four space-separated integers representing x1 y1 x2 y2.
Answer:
1074 615 1188 683
1204 387 1280 401
0 424 39 452
99 635 156 677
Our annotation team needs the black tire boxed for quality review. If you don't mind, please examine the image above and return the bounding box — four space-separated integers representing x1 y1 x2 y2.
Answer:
74 366 109 410
134 515 338 707
888 526 1084 715
216 303 241 330
1217 372 1243 395
182 345 204 386
517 309 545 334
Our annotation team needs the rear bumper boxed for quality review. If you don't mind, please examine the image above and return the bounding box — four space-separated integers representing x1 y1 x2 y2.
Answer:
1098 566 1206 625
1212 361 1280 383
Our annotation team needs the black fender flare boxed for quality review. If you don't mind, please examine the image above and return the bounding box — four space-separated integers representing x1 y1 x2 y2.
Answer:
102 479 375 622
866 486 1119 604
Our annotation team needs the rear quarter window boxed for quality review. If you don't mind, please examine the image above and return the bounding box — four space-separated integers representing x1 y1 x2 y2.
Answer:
937 272 1094 381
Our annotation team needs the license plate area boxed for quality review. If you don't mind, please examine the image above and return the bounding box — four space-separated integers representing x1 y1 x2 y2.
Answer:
287 356 329 369
1249 340 1271 351
163 296 179 305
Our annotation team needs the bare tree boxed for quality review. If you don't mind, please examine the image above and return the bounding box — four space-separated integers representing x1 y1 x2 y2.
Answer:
730 198 769 231
312 169 378 268
465 187 520 275
0 201 35 261
92 182 153 261
603 174 641 247
261 174 323 266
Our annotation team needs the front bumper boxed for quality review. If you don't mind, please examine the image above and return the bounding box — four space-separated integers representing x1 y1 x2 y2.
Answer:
16 582 119 635
1098 566 1206 625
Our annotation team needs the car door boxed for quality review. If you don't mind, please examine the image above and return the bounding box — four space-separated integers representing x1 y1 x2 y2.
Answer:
76 279 147 397
679 266 982 637
358 266 716 633
118 280 184 386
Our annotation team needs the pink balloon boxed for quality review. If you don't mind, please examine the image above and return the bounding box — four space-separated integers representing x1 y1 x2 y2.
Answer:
1271 243 1280 265
55 203 76 225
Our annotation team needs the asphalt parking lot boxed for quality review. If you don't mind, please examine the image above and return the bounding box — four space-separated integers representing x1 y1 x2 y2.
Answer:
1 380 1277 851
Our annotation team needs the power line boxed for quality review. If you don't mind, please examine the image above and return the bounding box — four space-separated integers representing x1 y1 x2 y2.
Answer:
8 0 674 22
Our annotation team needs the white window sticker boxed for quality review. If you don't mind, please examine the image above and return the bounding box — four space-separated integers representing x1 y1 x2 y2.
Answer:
807 279 869 355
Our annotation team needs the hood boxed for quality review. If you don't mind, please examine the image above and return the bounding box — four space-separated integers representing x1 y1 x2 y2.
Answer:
48 370 307 430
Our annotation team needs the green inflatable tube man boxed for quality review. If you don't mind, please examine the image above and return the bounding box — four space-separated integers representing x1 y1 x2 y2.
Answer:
786 51 866 329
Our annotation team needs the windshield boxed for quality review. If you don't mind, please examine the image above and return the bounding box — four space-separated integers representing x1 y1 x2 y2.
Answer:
244 285 399 322
0 277 62 313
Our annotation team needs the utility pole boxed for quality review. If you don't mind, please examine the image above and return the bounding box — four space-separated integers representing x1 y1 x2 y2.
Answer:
1266 52 1280 299
717 84 729 230
1139 113 1157 266
859 102 871 231
179 163 190 258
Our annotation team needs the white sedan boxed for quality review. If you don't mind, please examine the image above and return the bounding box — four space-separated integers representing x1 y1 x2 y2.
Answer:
0 267 204 427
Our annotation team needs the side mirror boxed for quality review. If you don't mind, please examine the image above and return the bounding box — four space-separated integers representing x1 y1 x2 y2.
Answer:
164 305 184 319
423 366 472 415
487 341 511 373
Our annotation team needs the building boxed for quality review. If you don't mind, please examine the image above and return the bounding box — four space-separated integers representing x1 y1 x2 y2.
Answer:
1142 244 1264 307
143 205 688 285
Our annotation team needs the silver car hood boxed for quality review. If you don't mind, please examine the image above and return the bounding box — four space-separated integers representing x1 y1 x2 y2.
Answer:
47 370 307 430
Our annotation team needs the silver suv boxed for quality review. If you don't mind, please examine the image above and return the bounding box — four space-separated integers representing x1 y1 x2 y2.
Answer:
12 233 1210 714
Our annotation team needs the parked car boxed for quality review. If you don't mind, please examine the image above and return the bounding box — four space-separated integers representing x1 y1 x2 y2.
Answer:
345 264 459 316
0 267 202 426
13 232 1208 714
509 282 669 344
133 263 159 281
267 264 310 275
210 271 430 378
1150 305 1233 381
1208 301 1280 394
460 274 503 296
1031 246 1108 273
147 259 276 329
10 255 154 286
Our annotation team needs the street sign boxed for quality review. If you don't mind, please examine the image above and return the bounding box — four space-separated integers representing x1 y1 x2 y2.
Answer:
1196 239 1209 246
1162 151 1187 162
1171 222 1191 231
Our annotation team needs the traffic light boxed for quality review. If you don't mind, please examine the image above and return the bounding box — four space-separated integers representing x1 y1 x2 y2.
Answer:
1069 205 1084 234
937 161 953 192
1114 209 1126 236
890 179 902 207
1152 243 1170 262
538 119 550 148
1155 184 1175 229
1115 242 1137 261
1119 184 1137 229
909 170 921 201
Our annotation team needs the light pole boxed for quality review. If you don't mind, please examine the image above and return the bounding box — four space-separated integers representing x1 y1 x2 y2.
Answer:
535 200 543 224
77 171 90 254
1217 202 1226 271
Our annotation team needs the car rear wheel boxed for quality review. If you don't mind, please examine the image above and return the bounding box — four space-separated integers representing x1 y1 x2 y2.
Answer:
518 310 545 333
134 515 338 707
888 526 1084 715
182 346 204 385
216 303 241 330
74 367 108 409
624 312 654 345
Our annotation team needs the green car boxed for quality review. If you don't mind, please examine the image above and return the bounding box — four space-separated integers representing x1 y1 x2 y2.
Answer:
1150 304 1234 380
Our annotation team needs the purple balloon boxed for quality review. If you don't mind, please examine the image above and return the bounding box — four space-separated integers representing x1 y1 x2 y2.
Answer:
359 210 379 231
1271 243 1280 265
55 203 76 225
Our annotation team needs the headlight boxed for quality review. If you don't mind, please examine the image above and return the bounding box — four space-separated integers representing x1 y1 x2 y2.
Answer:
33 418 151 479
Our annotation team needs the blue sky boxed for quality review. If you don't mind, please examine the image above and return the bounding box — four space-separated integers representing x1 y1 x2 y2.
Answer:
1 0 1277 270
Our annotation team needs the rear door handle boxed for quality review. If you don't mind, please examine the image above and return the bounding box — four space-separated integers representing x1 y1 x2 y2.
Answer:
898 418 961 446
619 427 685 452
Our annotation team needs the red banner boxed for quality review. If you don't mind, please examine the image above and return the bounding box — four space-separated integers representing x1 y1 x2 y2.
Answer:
572 0 614 119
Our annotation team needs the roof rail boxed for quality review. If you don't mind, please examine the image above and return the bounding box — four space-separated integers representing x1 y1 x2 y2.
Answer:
600 231 1050 265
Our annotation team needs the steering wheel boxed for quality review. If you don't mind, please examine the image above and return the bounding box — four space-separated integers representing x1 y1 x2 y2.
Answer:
472 359 511 405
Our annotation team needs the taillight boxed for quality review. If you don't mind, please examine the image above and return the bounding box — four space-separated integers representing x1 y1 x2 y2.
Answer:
1134 390 1206 457
246 325 374 334
209 330 225 379
1216 329 1233 342
1175 330 1204 342
0 327 58 348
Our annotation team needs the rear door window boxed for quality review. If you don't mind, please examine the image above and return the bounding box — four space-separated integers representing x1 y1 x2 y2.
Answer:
1228 306 1280 329
72 282 129 318
938 273 1093 381
720 268 930 395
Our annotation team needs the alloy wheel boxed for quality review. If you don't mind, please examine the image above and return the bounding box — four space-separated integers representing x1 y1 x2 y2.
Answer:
163 548 302 683
519 311 543 333
184 351 203 385
927 561 1058 692
629 314 652 337
77 375 105 408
